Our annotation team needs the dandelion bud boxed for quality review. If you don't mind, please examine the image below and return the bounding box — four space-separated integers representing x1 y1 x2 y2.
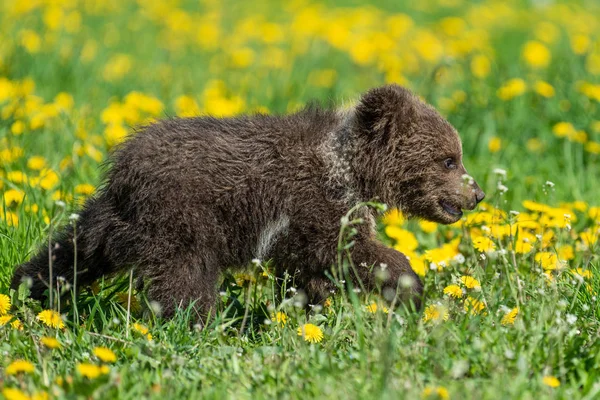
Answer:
383 287 396 302
149 300 162 316
400 274 415 289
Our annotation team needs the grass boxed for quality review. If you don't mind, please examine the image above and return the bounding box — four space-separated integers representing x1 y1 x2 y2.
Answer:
1 0 600 398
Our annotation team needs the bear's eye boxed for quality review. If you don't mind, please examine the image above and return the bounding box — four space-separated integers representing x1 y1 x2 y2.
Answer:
444 158 457 170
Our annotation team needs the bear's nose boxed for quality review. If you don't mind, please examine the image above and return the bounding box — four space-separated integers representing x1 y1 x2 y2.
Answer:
474 186 485 204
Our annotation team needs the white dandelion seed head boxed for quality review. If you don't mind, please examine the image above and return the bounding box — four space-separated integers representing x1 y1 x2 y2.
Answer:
566 314 577 325
462 174 475 185
55 200 66 208
69 213 80 221
493 168 507 178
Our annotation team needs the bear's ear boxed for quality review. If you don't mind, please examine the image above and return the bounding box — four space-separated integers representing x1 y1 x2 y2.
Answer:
354 84 419 143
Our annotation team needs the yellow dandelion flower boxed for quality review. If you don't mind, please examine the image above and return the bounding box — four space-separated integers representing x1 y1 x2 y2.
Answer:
418 220 438 233
366 302 378 313
515 239 533 254
37 310 65 329
575 268 592 279
535 252 559 271
422 304 449 323
471 54 491 78
443 284 463 298
497 78 526 100
3 189 25 206
387 227 418 252
464 296 486 315
472 236 495 252
132 322 152 340
271 311 287 326
3 388 30 400
41 337 61 349
0 315 23 330
93 347 117 363
522 40 551 68
75 183 95 196
460 276 481 290
0 293 11 315
6 359 35 375
488 137 502 153
324 298 332 308
297 323 324 343
543 375 560 388
553 122 576 138
501 307 519 326
382 208 404 226
422 386 450 400
77 363 108 379
534 81 555 98
27 156 47 170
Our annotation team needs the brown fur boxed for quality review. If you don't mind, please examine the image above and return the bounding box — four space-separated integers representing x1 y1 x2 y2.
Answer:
11 85 484 318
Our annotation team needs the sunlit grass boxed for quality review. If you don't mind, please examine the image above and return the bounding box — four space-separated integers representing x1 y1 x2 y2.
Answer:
1 0 600 398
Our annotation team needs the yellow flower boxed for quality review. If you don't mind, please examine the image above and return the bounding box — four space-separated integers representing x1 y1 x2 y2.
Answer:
0 293 11 315
366 302 384 313
77 363 109 379
501 307 519 326
41 337 61 349
11 120 25 135
543 375 560 388
0 315 20 328
27 156 47 170
6 359 35 375
37 310 65 329
382 208 404 226
387 227 419 252
488 137 502 153
3 388 30 400
471 54 491 78
522 41 551 68
422 304 449 323
497 78 526 100
93 347 117 363
534 81 555 98
422 386 450 400
443 284 463 298
460 276 481 289
132 322 153 340
464 296 486 315
271 311 287 326
75 183 95 196
297 323 324 343
553 122 576 138
418 220 437 233
575 268 592 279
535 252 559 271
104 124 129 147
472 236 495 253
571 34 590 55
38 169 60 190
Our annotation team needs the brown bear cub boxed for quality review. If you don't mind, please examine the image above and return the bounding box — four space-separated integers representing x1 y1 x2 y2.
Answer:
11 84 484 318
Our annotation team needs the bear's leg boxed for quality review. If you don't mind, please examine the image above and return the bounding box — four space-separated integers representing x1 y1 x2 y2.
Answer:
349 240 424 310
144 255 220 322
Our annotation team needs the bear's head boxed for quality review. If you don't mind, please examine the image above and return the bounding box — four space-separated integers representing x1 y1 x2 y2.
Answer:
352 84 485 224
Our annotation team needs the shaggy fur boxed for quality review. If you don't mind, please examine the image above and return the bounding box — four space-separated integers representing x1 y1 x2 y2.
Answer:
11 84 484 318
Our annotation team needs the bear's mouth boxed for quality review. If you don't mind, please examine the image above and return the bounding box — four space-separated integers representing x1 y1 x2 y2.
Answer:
440 200 463 218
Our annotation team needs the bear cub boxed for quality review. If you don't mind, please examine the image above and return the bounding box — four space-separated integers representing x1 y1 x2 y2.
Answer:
12 84 485 318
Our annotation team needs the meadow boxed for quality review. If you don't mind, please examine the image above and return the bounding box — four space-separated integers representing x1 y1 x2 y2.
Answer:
1 0 600 398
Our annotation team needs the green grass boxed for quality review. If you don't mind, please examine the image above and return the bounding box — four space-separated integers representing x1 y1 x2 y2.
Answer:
1 0 600 398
